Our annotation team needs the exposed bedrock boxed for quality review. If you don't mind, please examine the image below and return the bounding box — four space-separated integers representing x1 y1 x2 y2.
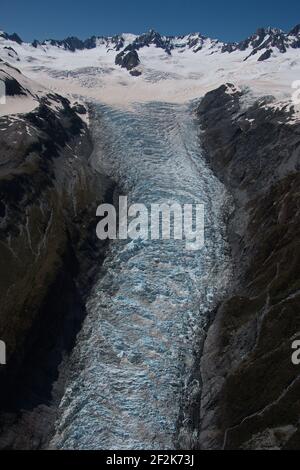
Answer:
115 50 140 71
0 93 112 449
196 84 300 450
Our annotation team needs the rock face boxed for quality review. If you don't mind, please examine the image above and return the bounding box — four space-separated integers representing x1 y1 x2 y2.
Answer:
126 29 172 54
1 74 27 96
221 25 300 60
115 49 140 71
196 84 300 449
0 32 22 45
35 34 125 52
257 48 272 61
0 76 112 448
3 47 19 61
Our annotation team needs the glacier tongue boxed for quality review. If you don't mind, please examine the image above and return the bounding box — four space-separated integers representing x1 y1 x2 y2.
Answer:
50 101 232 450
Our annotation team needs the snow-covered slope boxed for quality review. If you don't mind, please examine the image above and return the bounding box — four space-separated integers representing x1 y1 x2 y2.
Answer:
0 61 45 116
0 26 300 106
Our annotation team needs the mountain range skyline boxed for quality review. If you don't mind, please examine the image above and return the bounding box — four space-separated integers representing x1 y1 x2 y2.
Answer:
1 23 300 51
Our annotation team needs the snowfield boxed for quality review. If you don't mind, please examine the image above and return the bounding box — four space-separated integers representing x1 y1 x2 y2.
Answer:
1 29 300 109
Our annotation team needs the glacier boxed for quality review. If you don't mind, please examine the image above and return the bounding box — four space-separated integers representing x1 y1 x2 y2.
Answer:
50 101 232 450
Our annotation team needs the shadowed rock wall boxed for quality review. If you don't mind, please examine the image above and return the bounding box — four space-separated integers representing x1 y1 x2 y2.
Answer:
0 92 112 448
197 84 300 449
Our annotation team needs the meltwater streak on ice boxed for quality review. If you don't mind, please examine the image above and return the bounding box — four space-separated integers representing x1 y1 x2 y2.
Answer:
51 102 231 450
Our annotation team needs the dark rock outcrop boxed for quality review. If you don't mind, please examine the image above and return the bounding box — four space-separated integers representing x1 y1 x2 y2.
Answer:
1 75 27 96
71 102 87 114
127 29 172 55
289 24 300 36
109 35 125 51
0 63 30 97
3 47 19 61
36 34 125 52
31 40 40 48
115 49 140 71
0 32 23 45
129 69 142 77
257 48 273 61
196 83 300 449
45 36 86 52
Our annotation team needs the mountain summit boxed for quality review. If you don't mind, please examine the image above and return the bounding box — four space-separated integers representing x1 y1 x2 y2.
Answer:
222 25 300 60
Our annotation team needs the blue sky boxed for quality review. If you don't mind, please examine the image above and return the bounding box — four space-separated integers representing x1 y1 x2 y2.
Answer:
1 0 299 42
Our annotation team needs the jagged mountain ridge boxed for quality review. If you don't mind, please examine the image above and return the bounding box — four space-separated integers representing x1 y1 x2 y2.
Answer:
1 24 300 65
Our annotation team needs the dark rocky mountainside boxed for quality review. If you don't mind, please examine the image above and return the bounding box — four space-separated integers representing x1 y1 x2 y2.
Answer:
0 77 112 448
197 84 300 449
0 62 29 96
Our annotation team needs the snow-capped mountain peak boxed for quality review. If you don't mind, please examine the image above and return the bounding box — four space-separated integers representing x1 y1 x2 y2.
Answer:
221 25 300 60
1 23 300 63
0 30 23 45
